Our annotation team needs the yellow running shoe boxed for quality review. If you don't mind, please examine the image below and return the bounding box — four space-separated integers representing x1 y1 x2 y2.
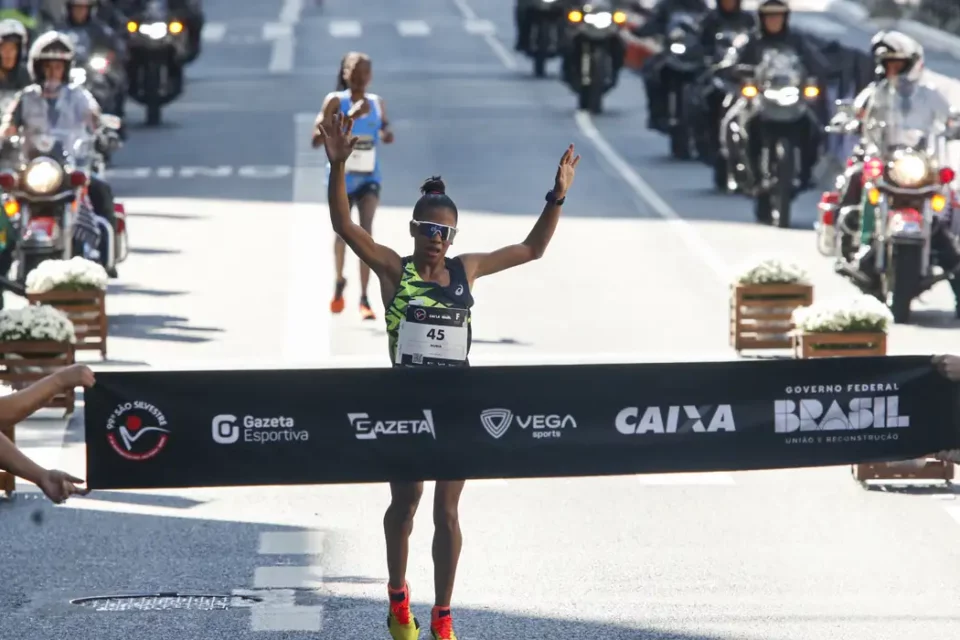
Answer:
430 606 457 640
387 582 420 640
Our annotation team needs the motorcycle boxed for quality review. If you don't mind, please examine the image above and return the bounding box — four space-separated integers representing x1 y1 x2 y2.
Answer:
124 0 189 126
832 93 960 323
525 0 567 78
688 28 749 165
562 1 627 114
724 50 821 227
0 126 125 282
62 26 128 121
658 12 704 159
815 98 865 262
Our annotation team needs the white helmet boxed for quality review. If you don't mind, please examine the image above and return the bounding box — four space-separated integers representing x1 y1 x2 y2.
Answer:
874 30 924 85
27 31 76 83
0 19 27 44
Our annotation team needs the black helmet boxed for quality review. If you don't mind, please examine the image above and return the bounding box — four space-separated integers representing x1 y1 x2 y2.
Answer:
27 31 75 83
66 0 97 25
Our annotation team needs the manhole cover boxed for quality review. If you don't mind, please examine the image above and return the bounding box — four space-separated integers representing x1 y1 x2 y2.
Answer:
70 592 262 611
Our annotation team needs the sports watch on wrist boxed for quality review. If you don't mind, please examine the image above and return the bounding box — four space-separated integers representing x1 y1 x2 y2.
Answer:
546 190 566 206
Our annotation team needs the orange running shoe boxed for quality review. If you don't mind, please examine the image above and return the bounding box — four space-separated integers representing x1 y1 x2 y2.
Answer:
330 279 346 314
360 295 376 321
431 606 457 640
387 582 419 640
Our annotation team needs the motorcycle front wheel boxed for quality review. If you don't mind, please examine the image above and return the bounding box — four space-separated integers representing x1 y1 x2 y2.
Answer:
888 242 923 324
771 139 794 229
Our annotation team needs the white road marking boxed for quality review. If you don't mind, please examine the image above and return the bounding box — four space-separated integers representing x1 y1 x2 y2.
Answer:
636 472 737 485
397 20 432 37
285 113 332 365
573 111 732 283
201 22 226 43
329 20 362 38
263 22 293 40
464 18 497 35
449 0 517 69
244 587 323 632
105 165 293 179
258 531 326 555
253 565 325 589
269 0 302 73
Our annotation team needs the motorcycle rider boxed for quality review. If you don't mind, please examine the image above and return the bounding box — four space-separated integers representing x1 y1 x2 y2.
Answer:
0 18 29 90
849 34 960 315
0 31 119 276
58 0 123 58
694 0 756 158
719 0 832 192
632 0 709 130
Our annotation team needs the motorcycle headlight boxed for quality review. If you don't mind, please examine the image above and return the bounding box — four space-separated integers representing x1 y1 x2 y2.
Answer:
669 42 687 55
762 86 799 105
139 21 168 39
90 55 109 72
584 11 613 29
890 153 929 187
24 159 64 195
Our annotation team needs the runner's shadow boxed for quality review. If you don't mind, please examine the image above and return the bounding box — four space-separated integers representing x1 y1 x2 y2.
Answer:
78 491 205 509
909 309 960 328
126 212 207 221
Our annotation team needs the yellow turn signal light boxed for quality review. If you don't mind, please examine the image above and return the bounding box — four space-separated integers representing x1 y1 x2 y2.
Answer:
126 21 137 33
932 194 947 212
741 85 758 98
868 188 880 205
3 199 18 217
169 21 184 34
803 85 820 98
568 10 583 22
613 11 627 24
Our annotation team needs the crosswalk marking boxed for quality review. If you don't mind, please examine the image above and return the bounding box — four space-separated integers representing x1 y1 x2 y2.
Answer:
329 19 362 38
258 531 326 555
464 18 497 35
397 20 432 37
201 22 226 42
248 530 327 632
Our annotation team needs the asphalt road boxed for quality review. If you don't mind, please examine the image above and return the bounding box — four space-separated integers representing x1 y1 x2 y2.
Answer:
2 0 960 639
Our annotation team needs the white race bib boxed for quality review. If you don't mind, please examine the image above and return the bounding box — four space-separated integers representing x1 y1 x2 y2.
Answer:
396 305 469 366
345 135 376 174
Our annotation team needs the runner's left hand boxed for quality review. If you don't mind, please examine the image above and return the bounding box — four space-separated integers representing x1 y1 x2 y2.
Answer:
382 129 395 144
553 144 581 197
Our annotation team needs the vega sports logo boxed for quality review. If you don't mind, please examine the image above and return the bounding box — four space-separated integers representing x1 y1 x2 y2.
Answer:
479 408 577 440
106 401 171 461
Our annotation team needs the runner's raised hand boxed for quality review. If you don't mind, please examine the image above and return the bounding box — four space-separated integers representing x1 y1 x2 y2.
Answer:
315 112 359 164
553 144 581 196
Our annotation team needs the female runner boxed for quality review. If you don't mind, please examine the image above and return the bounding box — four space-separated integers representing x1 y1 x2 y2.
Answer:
312 51 395 320
315 111 580 640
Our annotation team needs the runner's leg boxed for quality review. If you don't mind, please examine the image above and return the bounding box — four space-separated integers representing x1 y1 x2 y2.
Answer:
385 481 424 588
432 480 465 606
357 188 379 319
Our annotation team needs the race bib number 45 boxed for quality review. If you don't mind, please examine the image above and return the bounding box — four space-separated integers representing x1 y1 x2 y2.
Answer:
396 305 468 367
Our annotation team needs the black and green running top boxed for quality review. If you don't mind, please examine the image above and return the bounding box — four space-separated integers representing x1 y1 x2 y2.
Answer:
385 256 475 367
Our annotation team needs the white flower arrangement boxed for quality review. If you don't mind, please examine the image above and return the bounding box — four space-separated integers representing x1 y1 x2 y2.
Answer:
0 305 76 343
734 258 810 286
25 256 108 295
792 295 893 334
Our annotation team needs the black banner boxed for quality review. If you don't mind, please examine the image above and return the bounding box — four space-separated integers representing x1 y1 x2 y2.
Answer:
83 356 960 490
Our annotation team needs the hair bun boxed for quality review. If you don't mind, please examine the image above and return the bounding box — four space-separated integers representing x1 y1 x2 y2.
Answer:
420 175 446 196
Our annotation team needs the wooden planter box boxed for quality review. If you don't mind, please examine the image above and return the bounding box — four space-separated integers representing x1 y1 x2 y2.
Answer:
0 340 75 497
792 331 887 359
729 283 813 352
27 288 107 358
853 458 954 483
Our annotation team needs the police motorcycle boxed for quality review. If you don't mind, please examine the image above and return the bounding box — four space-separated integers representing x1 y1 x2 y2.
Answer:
722 49 820 228
562 1 627 114
61 25 127 121
0 127 121 282
657 12 704 159
815 98 865 263
124 0 188 126
828 95 960 323
687 28 749 163
525 0 568 78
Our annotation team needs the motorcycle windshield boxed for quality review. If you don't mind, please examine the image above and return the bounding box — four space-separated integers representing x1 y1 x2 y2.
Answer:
22 128 94 169
870 84 946 154
666 12 698 41
757 49 803 89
